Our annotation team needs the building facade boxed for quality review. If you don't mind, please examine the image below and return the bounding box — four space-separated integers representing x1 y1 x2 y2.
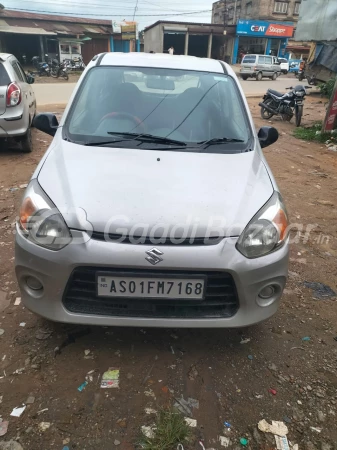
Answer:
212 0 304 63
144 21 236 61
0 9 140 67
212 0 302 26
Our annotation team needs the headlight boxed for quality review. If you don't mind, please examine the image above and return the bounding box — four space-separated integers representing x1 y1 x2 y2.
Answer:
19 179 72 250
236 192 289 258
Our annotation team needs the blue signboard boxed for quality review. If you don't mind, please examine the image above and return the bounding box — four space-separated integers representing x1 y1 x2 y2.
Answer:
236 20 294 38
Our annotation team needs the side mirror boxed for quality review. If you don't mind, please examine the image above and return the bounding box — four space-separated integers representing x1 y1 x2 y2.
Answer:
26 73 35 84
33 113 59 136
258 126 278 148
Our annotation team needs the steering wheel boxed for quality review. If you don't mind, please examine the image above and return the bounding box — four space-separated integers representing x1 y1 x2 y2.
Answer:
99 112 145 133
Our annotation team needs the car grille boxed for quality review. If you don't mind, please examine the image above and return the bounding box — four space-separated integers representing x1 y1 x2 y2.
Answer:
63 267 239 319
90 232 223 246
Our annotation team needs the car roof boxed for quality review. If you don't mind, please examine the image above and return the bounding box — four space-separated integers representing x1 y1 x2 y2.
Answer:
100 52 227 74
0 53 13 61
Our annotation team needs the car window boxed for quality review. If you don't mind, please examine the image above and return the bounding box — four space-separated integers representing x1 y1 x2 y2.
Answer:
242 55 256 64
0 63 10 86
278 58 287 63
65 66 251 152
16 61 27 82
265 56 272 64
12 62 24 82
258 56 265 64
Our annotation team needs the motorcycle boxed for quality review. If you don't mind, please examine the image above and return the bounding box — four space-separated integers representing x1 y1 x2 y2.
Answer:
31 55 50 77
63 56 86 71
259 85 312 127
50 59 69 81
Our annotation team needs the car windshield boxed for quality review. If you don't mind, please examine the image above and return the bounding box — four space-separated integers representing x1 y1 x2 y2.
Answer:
64 66 251 152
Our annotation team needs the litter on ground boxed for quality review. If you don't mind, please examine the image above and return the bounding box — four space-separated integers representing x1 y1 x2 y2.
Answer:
38 422 51 432
101 368 120 388
219 436 231 447
184 418 197 427
0 421 9 437
258 419 288 437
10 405 26 417
141 425 156 439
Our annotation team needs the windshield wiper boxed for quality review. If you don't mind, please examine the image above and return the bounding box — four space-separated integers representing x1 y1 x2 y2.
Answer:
84 132 187 147
198 137 245 147
107 132 187 146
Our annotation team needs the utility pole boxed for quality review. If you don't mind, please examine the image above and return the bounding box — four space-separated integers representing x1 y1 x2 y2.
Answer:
233 0 238 24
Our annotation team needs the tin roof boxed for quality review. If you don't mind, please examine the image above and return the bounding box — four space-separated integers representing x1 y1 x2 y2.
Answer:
0 10 112 36
0 9 112 26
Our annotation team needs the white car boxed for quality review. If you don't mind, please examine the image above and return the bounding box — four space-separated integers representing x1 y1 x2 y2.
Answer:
278 58 289 75
16 53 289 328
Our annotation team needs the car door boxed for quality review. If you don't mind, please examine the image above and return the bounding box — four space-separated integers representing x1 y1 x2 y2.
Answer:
16 61 36 117
257 56 266 76
264 56 273 76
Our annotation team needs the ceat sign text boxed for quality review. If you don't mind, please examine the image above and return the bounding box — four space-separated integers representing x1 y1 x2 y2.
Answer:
250 23 293 37
251 25 266 32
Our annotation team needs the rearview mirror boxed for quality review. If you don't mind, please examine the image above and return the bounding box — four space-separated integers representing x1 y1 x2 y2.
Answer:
258 126 278 148
33 113 59 136
146 76 175 90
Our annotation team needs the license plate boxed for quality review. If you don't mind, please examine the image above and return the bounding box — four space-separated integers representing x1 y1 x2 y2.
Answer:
97 274 206 299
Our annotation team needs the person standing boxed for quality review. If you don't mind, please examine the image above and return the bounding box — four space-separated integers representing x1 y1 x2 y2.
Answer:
168 47 174 55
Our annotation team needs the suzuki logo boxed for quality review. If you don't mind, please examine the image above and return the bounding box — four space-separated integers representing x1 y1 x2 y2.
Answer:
145 248 164 265
251 25 266 32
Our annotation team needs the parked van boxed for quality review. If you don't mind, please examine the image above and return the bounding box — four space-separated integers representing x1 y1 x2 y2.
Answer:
240 54 281 81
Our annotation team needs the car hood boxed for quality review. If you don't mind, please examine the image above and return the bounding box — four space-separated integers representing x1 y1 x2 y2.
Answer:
37 139 274 238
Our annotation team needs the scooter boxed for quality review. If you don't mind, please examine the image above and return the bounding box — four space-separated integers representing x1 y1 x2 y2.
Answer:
31 55 50 77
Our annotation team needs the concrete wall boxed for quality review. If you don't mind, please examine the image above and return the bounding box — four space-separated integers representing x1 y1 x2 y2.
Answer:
212 0 301 24
144 24 163 53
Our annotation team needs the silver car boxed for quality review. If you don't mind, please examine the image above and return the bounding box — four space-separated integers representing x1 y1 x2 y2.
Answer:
0 53 36 152
240 54 281 81
15 53 289 328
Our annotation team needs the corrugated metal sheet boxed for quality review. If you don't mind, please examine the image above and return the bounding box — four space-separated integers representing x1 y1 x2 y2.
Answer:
0 18 56 35
295 0 337 42
0 9 111 26
1 17 111 35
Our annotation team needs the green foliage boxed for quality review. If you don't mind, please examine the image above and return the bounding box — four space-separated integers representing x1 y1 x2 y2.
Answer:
318 78 336 99
139 409 192 450
293 122 333 142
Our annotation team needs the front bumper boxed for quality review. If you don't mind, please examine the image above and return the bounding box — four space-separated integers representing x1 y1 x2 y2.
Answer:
15 229 289 328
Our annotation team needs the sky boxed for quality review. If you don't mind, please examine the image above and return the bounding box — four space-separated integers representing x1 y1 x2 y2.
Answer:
5 0 215 30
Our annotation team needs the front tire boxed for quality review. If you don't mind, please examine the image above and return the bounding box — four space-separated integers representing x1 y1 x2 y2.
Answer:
62 71 69 81
50 69 58 78
272 73 277 80
261 98 275 120
241 75 248 80
295 105 303 127
256 72 263 81
20 127 33 153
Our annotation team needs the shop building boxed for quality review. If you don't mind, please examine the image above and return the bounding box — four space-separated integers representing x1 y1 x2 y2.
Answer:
232 19 294 63
0 9 140 67
144 21 236 61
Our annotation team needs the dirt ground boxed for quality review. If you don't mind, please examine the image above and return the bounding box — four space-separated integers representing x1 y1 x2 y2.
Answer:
0 96 337 450
31 72 81 84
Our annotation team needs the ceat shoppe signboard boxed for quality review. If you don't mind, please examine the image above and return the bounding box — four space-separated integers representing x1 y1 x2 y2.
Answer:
237 20 294 38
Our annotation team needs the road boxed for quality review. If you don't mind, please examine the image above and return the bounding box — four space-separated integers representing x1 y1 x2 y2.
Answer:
0 97 336 449
33 76 300 106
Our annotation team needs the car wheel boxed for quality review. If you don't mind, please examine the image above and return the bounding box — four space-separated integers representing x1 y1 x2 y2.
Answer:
272 73 277 80
256 72 263 81
283 70 288 75
241 75 248 80
20 127 33 153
